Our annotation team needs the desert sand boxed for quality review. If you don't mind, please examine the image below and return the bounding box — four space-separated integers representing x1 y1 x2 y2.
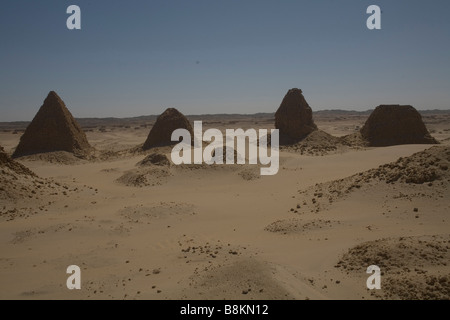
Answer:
0 107 449 300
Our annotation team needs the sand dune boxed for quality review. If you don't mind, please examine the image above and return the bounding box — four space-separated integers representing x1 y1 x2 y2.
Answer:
0 110 449 300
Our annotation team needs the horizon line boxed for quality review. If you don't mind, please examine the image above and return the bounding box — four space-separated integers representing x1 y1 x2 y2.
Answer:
2 108 450 124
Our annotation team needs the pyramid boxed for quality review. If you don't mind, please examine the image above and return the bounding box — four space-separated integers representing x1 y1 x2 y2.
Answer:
360 105 438 147
12 91 92 158
275 88 317 144
143 108 193 150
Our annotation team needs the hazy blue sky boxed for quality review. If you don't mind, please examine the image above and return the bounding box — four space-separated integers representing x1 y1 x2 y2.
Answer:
1 0 449 121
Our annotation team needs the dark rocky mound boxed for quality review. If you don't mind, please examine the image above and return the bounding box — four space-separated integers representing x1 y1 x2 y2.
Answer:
211 146 244 164
138 153 171 167
336 235 450 300
280 130 340 155
1 145 84 221
275 88 317 144
0 145 36 176
143 108 193 150
297 145 450 214
116 167 171 187
12 91 92 158
360 105 437 146
367 145 450 184
1 144 44 207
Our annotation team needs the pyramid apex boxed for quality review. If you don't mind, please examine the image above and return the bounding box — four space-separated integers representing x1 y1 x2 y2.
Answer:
45 91 63 103
161 107 182 114
288 88 303 94
47 90 60 98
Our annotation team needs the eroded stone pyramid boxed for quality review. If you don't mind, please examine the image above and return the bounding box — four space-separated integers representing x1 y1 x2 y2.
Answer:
12 91 92 158
360 105 438 147
275 88 317 144
143 108 193 150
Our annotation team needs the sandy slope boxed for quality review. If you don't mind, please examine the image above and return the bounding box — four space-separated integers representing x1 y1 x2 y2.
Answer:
0 117 449 300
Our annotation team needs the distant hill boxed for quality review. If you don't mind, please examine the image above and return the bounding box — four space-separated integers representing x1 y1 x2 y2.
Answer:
314 109 373 115
1 110 449 131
